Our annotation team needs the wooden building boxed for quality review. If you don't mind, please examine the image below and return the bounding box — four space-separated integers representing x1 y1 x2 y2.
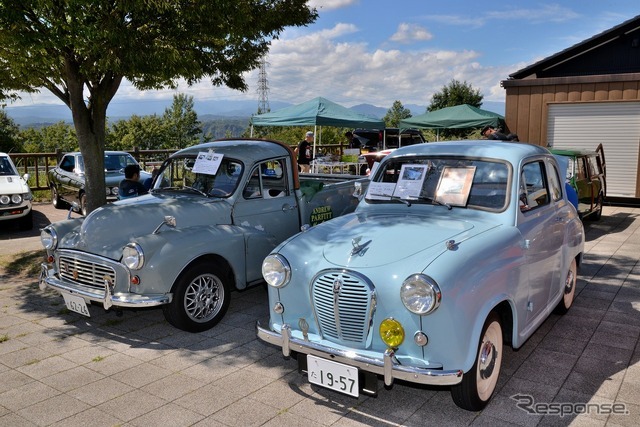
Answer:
502 15 640 198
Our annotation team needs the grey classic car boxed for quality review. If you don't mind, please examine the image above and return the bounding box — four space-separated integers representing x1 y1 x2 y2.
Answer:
40 139 368 332
258 141 585 410
48 151 151 216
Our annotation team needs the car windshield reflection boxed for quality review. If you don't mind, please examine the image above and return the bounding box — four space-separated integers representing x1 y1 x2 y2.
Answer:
152 155 243 198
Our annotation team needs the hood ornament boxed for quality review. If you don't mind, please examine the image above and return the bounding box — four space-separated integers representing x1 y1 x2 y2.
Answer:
351 236 372 257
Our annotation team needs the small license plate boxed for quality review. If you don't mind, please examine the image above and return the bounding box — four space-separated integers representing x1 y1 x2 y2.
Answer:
62 293 90 317
307 355 359 397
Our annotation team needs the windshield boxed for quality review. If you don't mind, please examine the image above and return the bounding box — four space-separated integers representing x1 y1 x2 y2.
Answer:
152 155 243 198
366 156 510 211
104 154 139 171
0 156 18 176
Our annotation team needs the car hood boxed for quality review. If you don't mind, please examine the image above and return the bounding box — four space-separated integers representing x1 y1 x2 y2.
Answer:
0 175 30 194
59 194 231 258
310 212 496 268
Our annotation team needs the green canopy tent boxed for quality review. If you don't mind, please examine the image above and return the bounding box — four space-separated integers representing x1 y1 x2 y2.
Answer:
250 96 384 156
399 104 505 141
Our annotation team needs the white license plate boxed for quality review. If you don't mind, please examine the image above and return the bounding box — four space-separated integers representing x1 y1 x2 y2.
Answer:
307 355 359 397
62 293 90 317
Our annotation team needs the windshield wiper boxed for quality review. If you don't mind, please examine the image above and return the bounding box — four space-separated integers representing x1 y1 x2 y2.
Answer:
152 186 208 197
181 186 208 197
417 196 452 210
368 193 412 206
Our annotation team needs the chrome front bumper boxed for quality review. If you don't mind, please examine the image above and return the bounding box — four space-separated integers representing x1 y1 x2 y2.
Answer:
40 263 171 309
256 320 463 387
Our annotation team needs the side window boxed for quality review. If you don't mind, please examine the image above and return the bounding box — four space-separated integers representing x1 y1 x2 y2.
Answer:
519 161 550 212
243 158 288 199
548 164 563 202
60 156 75 172
576 157 586 180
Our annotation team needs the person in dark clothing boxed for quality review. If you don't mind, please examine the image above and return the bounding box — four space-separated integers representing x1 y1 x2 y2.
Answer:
481 125 509 140
295 131 314 173
119 164 148 199
345 131 360 149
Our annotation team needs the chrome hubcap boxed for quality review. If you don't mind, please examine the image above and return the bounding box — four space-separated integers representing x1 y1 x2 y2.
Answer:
479 340 497 379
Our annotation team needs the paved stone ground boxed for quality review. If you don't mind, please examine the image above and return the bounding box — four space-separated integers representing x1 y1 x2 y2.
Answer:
0 204 639 426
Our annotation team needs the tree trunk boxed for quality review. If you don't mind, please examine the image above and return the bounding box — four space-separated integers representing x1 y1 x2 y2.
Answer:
64 58 121 215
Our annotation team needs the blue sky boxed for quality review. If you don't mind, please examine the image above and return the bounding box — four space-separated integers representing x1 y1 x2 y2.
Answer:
10 1 640 112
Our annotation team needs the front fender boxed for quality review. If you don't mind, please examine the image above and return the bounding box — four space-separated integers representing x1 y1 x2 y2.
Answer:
130 223 279 294
424 226 526 373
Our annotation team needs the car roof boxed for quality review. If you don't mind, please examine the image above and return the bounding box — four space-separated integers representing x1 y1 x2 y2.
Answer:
172 139 292 164
389 140 551 164
65 151 133 156
548 148 598 157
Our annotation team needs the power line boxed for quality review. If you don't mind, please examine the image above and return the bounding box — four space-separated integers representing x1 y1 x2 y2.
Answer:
257 57 270 114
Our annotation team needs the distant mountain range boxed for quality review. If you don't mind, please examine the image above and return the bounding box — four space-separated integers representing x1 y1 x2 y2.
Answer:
4 98 506 127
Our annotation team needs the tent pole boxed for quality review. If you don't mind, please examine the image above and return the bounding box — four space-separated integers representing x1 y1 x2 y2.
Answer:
314 125 318 160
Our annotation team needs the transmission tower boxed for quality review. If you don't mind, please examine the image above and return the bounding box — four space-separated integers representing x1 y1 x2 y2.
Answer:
257 57 270 114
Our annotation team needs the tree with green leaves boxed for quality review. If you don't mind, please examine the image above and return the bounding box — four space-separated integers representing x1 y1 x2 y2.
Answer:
384 100 412 128
108 115 167 151
0 1 317 213
428 79 483 112
162 94 202 149
18 121 77 153
0 109 20 153
428 79 483 139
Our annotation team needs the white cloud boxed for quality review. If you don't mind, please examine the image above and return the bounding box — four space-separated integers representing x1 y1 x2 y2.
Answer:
260 25 516 106
390 23 434 44
308 0 359 12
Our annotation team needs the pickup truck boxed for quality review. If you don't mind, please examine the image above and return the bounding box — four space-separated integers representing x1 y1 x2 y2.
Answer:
40 139 368 332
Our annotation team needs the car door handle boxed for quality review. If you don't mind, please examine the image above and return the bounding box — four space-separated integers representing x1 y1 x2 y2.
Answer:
282 204 297 211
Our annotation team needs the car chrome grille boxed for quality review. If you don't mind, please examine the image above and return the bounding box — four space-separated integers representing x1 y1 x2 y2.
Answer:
58 254 116 291
311 270 375 345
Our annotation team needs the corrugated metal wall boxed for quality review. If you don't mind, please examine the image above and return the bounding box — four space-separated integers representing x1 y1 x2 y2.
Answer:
547 102 640 197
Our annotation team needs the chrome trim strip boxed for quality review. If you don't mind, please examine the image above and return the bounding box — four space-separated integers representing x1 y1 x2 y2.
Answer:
256 320 463 387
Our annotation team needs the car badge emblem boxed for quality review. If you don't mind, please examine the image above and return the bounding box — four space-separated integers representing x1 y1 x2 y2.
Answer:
72 269 79 280
298 318 309 341
333 278 342 295
351 236 372 256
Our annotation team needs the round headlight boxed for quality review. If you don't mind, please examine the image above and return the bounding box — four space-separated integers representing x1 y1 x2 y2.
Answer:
262 254 291 288
111 187 119 195
379 318 405 348
40 227 58 250
11 194 22 204
122 243 144 270
400 274 441 315
0 195 9 204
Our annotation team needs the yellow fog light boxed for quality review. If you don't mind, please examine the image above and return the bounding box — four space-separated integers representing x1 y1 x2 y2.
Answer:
379 318 405 348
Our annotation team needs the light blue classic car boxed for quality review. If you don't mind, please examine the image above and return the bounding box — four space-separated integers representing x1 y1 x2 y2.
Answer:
257 141 585 411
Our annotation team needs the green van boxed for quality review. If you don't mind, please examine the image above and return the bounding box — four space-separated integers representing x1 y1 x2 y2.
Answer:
550 144 606 220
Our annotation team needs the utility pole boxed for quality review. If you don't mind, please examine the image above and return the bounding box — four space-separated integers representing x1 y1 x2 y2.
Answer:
257 57 270 114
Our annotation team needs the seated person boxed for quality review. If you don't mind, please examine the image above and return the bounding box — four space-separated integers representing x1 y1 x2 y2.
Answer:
119 164 148 199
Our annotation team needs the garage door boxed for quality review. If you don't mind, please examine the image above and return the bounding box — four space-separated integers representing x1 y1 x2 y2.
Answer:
547 102 640 197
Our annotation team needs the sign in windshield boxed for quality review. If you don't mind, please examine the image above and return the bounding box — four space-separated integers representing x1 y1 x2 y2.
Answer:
366 157 509 210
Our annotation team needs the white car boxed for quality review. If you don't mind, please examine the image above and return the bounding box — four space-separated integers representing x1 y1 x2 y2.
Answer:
0 153 33 230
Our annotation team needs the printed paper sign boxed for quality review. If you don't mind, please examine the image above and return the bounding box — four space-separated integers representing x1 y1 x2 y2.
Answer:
435 166 476 206
366 182 396 200
193 152 224 175
393 164 428 199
